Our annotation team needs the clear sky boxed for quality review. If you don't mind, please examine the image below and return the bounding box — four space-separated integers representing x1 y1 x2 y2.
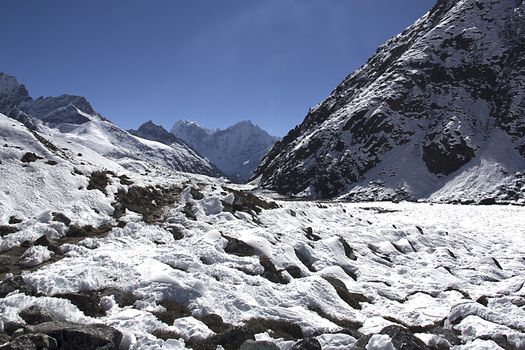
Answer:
1 0 434 136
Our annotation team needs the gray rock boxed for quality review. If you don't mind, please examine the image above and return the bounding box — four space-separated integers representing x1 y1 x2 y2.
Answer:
240 340 280 350
28 321 122 350
19 305 55 325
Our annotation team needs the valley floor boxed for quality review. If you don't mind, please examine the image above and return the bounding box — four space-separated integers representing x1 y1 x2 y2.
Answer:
1 183 524 349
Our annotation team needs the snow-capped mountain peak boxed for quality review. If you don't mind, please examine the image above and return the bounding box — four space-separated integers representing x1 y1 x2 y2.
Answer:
171 119 279 183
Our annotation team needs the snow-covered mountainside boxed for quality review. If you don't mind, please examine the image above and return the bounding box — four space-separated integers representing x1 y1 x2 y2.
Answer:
172 120 279 183
1 113 524 349
255 0 525 203
0 73 221 177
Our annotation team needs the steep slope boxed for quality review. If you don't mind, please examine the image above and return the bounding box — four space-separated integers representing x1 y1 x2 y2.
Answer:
172 120 279 183
0 73 221 177
254 0 525 202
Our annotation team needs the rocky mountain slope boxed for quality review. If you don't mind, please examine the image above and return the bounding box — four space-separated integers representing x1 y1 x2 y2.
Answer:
254 0 525 203
172 120 279 183
1 112 524 349
0 73 221 177
129 120 182 146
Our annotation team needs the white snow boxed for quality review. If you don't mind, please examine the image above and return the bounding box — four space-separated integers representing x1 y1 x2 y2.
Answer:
366 334 394 350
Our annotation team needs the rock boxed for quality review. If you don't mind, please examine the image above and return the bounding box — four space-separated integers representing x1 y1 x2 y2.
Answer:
303 227 321 241
28 321 123 350
478 197 497 205
87 171 111 194
0 333 11 345
51 212 71 226
240 340 280 350
0 275 33 298
290 337 322 350
285 265 302 278
2 321 25 336
324 277 369 309
259 256 287 284
19 305 54 325
353 325 431 350
8 216 23 224
3 333 58 350
0 225 18 237
339 237 357 260
223 236 256 257
20 152 42 163
167 226 184 240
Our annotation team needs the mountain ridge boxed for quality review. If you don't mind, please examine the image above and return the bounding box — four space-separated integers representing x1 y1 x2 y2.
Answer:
0 72 221 177
254 0 525 203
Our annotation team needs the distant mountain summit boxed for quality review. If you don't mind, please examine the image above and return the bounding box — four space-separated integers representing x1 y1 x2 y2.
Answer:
172 120 279 183
254 0 525 203
0 72 221 177
129 120 181 146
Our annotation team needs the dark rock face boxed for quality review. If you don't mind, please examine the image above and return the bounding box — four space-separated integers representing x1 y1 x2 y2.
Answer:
21 152 42 163
128 120 181 145
254 0 525 200
27 322 122 350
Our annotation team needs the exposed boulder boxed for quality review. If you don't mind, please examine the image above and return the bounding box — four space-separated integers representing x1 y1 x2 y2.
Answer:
27 322 123 350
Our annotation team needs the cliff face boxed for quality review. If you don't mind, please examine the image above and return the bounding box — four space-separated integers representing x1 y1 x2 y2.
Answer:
254 0 525 201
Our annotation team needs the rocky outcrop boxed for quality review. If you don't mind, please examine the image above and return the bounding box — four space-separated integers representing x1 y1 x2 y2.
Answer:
254 0 525 201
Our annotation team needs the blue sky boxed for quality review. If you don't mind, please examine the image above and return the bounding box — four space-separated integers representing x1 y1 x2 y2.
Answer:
1 1 434 136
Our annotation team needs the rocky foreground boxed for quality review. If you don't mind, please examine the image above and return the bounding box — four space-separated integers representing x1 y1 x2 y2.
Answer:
1 113 524 349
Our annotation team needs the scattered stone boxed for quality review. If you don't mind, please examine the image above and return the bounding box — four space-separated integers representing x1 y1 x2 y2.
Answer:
294 248 316 272
259 255 287 284
87 170 111 194
0 275 34 298
51 212 71 226
0 225 18 237
478 198 497 205
3 333 58 350
224 236 256 257
324 277 369 310
198 314 228 333
8 216 23 224
339 237 357 260
303 227 321 241
118 175 133 186
19 305 55 325
492 258 502 270
222 187 279 215
167 226 184 240
27 321 122 350
2 321 25 336
285 265 302 278
182 203 197 221
240 340 280 350
290 337 322 350
190 187 205 200
21 152 42 163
